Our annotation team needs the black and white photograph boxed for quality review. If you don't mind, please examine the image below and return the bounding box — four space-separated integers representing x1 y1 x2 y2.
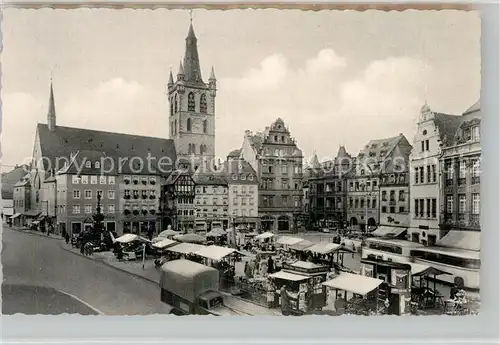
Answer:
1 8 481 316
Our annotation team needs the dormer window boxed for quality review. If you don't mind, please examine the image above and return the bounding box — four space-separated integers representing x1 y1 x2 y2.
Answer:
232 174 237 180
382 142 389 147
371 144 377 149
95 161 100 169
248 175 254 181
422 130 427 136
241 174 246 180
124 175 131 184
85 161 91 168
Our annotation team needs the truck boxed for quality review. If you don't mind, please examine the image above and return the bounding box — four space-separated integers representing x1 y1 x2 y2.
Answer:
159 259 244 316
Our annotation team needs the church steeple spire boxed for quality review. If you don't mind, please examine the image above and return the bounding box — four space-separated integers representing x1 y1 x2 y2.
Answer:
168 68 174 86
183 16 203 84
47 79 56 131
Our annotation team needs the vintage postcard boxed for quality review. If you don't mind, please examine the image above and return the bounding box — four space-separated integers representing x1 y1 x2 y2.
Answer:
1 7 480 316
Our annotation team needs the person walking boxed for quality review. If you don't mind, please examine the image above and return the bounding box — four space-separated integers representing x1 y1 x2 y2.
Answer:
65 232 70 244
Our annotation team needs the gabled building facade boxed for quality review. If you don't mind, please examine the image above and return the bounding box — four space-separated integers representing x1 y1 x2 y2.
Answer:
240 118 304 232
347 134 412 231
162 170 196 232
408 103 463 245
223 158 259 230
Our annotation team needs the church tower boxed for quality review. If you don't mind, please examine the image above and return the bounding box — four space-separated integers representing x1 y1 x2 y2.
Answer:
168 19 217 171
47 79 56 131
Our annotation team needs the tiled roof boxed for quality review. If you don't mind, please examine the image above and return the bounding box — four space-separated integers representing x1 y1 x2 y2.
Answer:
222 159 258 185
2 166 29 194
432 113 464 146
358 134 404 162
249 133 265 152
37 123 176 175
463 100 480 114
192 172 228 186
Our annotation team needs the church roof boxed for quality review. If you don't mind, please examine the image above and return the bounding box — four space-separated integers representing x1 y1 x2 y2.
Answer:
183 23 204 84
227 149 241 158
433 113 464 146
36 123 176 175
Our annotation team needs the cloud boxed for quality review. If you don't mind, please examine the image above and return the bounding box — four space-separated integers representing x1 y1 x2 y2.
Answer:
305 49 347 74
222 54 288 92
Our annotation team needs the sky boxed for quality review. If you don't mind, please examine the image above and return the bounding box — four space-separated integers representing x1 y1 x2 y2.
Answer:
1 9 480 170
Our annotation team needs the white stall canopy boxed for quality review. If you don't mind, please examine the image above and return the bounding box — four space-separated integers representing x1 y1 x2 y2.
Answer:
323 273 384 296
115 234 150 243
194 245 238 261
152 238 178 249
276 236 303 246
166 242 206 255
255 232 274 240
269 270 309 282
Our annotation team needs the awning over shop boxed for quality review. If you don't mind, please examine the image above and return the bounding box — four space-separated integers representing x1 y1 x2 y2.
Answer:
409 263 451 277
22 210 41 217
307 243 342 255
269 270 309 282
435 230 480 251
194 245 237 261
152 238 178 249
166 243 206 255
255 232 274 240
276 236 303 246
10 213 21 219
289 240 315 251
323 273 384 296
371 226 407 238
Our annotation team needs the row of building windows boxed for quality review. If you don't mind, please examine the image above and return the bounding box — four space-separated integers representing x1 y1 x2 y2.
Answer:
261 195 301 207
123 190 156 199
348 180 378 192
260 178 301 190
231 174 255 182
187 143 208 155
261 164 302 175
170 92 208 115
381 206 406 213
197 186 229 194
349 198 377 209
231 185 257 194
194 208 229 217
72 175 116 185
71 204 116 214
414 165 437 184
123 176 157 185
73 190 115 200
381 190 406 202
232 197 255 206
446 194 480 215
196 197 229 205
414 198 437 219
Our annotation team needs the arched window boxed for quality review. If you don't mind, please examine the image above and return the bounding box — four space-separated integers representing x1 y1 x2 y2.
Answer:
200 94 207 113
188 144 192 154
95 161 100 169
187 118 192 132
188 92 195 112
174 119 177 134
85 161 91 168
192 144 196 155
170 99 173 116
203 120 208 134
174 94 178 113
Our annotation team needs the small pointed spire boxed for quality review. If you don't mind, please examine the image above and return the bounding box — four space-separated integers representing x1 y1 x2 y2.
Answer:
209 66 216 81
178 61 184 75
47 79 56 131
168 68 174 85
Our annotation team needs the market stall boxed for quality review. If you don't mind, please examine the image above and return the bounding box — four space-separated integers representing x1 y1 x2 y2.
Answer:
307 242 355 269
282 261 329 310
322 272 384 315
255 231 274 242
409 263 450 311
268 270 311 314
360 258 412 315
153 238 178 253
114 234 150 260
194 245 241 288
